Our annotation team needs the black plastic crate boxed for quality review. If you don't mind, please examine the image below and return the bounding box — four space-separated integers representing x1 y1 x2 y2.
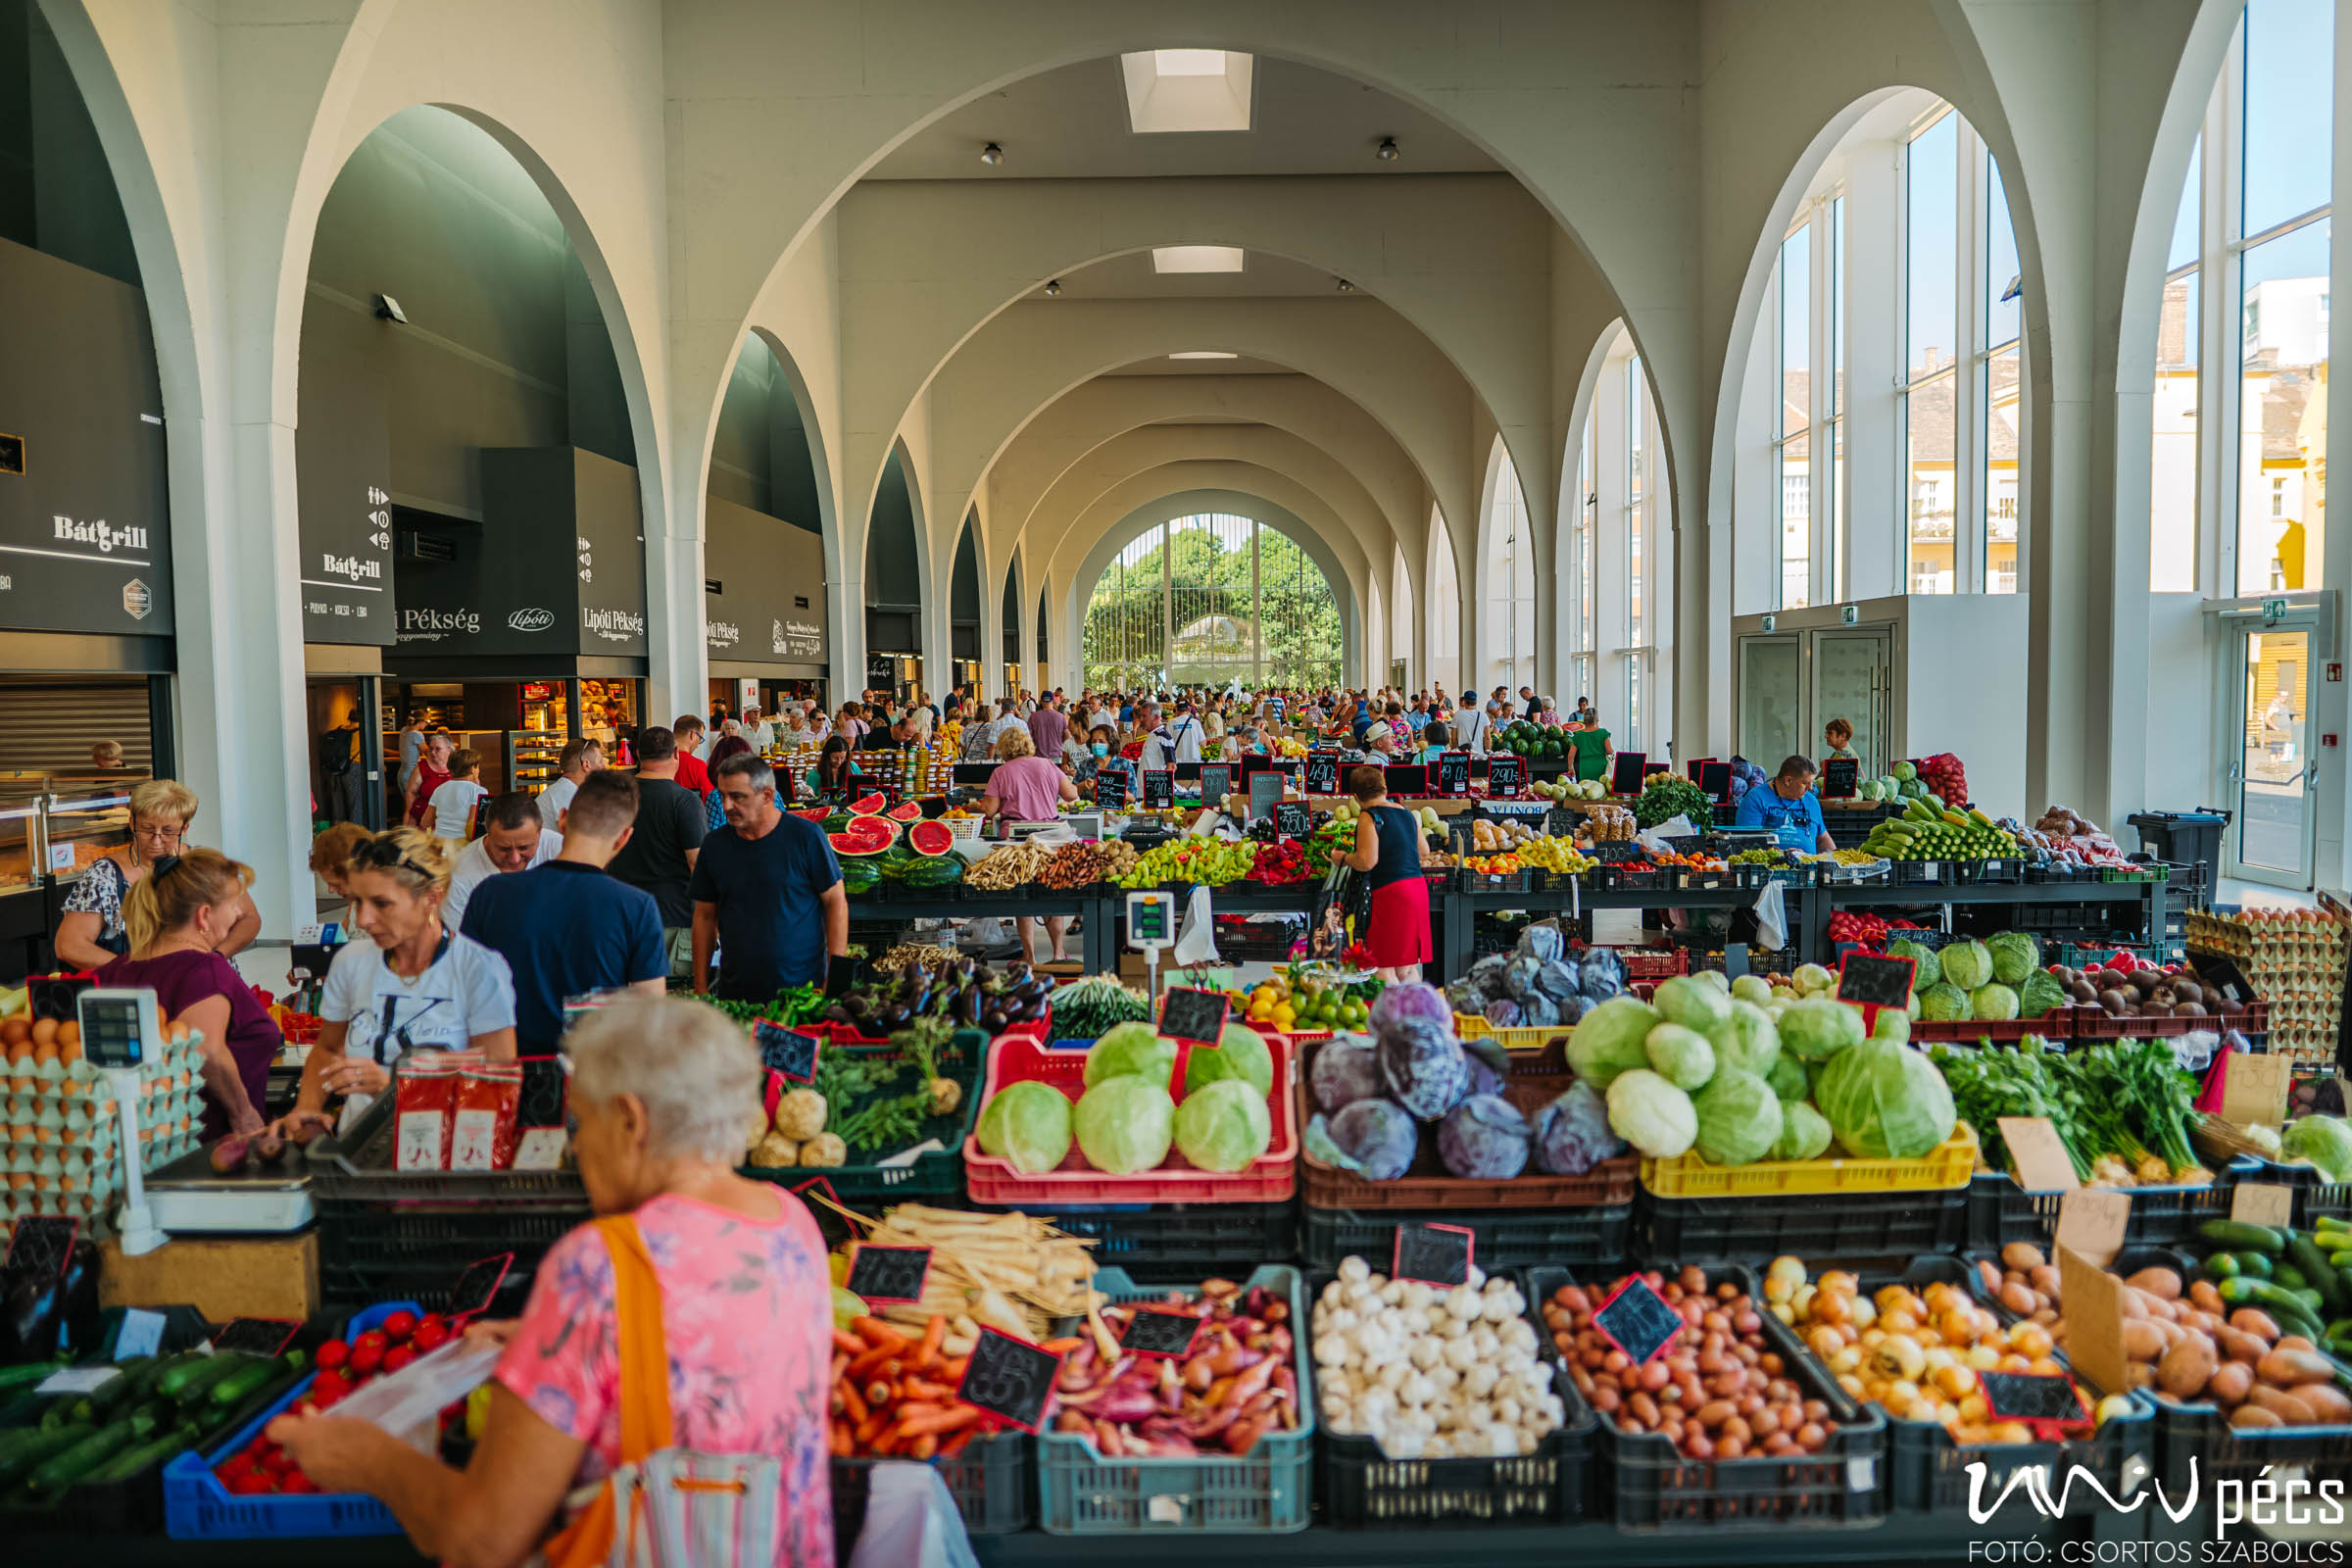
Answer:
1532 1263 1888 1532
316 1203 585 1314
1301 1200 1630 1272
1964 1167 2242 1252
995 1200 1297 1279
2152 1364 2352 1491
1954 858 2027 885
308 1093 587 1206
1318 1269 1594 1528
1888 860 1954 887
1636 1187 1966 1267
831 1433 1030 1541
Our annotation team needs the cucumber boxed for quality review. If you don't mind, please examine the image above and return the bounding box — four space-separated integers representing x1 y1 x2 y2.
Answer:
2275 1263 2310 1292
78 1428 196 1486
159 1353 252 1403
2200 1219 2288 1253
25 1412 155 1493
0 1422 92 1483
0 1359 69 1394
72 1355 163 1424
2218 1274 2327 1322
208 1349 304 1408
2287 1236 2351 1315
2238 1251 2275 1280
2204 1252 2242 1280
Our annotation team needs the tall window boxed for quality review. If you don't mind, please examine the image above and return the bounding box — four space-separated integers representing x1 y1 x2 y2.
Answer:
1984 157 2021 593
1428 511 1461 697
1562 331 1670 750
1904 112 1960 592
1570 416 1597 705
1626 357 1646 743
1481 447 1538 693
1767 188 1847 608
1080 514 1344 688
1777 223 1812 608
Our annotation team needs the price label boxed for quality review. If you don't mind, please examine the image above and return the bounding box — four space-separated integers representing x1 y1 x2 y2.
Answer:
512 1127 568 1170
1437 752 1471 797
1118 1308 1204 1360
1198 762 1233 804
1821 757 1859 800
1305 752 1341 796
1250 769 1285 823
1143 769 1175 809
1158 987 1229 1049
753 1020 820 1084
2220 1051 2291 1127
1094 767 1130 811
1609 751 1648 796
1699 760 1734 800
1485 754 1524 798
844 1244 932 1305
1544 807 1579 839
955 1325 1064 1434
1275 801 1310 840
2057 1244 2131 1395
1998 1116 2081 1193
211 1317 300 1357
1 1215 77 1284
1977 1371 2087 1427
1384 763 1429 799
1391 1221 1474 1288
2055 1190 2131 1268
113 1307 166 1361
2186 949 2257 1008
36 1366 122 1396
1836 951 1917 1010
2231 1182 2295 1226
445 1253 515 1322
1592 1275 1687 1367
517 1055 568 1128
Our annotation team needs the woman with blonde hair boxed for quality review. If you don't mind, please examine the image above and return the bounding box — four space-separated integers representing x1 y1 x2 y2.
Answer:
57 777 255 969
982 727 1081 963
98 850 278 1138
309 821 373 902
273 827 515 1141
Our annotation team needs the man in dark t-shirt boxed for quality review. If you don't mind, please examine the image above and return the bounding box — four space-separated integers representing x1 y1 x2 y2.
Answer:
690 751 846 1001
605 725 706 977
461 770 664 1051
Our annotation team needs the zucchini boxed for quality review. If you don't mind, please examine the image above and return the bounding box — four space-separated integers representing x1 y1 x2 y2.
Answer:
0 1422 92 1483
159 1353 252 1404
72 1355 161 1424
208 1349 305 1408
2200 1219 2288 1253
2218 1274 2328 1325
78 1428 195 1486
2204 1252 2242 1280
0 1359 69 1394
2287 1236 2351 1315
2238 1251 2275 1280
2275 1263 2310 1292
25 1412 156 1493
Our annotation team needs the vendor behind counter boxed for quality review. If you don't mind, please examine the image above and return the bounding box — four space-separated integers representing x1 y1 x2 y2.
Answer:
1733 754 1835 854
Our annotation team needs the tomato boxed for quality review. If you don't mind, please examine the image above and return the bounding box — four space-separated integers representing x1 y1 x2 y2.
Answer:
315 1339 350 1371
353 1330 388 1357
307 1370 353 1406
411 1319 450 1353
280 1473 318 1494
348 1344 383 1376
379 1309 418 1344
382 1346 417 1375
228 1471 274 1495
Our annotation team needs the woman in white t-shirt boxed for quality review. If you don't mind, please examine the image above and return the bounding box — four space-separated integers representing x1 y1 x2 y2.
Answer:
425 747 489 846
272 827 516 1141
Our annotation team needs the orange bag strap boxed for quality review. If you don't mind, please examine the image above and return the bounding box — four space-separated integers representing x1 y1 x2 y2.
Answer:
535 1214 672 1568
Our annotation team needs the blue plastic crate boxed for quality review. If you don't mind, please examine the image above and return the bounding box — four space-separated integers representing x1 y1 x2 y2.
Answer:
162 1301 419 1540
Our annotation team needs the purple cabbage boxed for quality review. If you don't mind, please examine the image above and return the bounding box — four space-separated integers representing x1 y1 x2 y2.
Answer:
1532 1082 1626 1175
1369 982 1453 1040
1378 1025 1471 1120
1324 1098 1420 1180
1309 1037 1386 1113
1437 1094 1532 1179
1484 998 1522 1028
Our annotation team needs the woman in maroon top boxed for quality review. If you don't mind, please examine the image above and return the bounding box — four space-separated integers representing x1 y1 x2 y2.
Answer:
98 850 280 1139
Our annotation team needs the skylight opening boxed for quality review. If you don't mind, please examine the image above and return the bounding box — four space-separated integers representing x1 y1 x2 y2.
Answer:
1169 351 1239 360
1153 49 1229 77
1152 246 1246 274
1119 50 1254 133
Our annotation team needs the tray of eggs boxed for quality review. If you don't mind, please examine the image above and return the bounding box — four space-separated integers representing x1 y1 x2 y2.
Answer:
2 1010 208 1225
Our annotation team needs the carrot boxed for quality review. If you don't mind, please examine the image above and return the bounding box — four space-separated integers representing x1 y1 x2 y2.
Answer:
853 1412 887 1447
915 1315 948 1366
870 1428 903 1456
1037 1337 1082 1355
865 1380 894 1409
903 1377 956 1401
897 1404 982 1438
838 1383 869 1424
832 1328 866 1357
829 1423 854 1456
846 1346 897 1380
939 1427 976 1459
853 1316 908 1350
940 1356 969 1382
828 1351 849 1385
909 1433 939 1460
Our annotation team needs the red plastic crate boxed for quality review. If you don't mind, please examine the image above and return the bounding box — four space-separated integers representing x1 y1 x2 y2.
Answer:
962 1032 1298 1205
2067 1006 2189 1039
1617 946 1689 981
1908 1018 2054 1044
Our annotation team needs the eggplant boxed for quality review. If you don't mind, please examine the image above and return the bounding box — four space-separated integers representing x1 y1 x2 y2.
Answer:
982 1007 1009 1034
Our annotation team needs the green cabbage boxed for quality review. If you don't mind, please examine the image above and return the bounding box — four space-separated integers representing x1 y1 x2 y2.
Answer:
1872 1006 1911 1044
1893 760 1918 782
1730 974 1774 1006
1653 975 1732 1035
1780 998 1866 1062
1173 1078 1273 1172
2282 1115 2352 1183
1644 1023 1717 1091
1970 983 2020 1022
1985 932 2041 988
1767 1054 1810 1104
1187 1024 1274 1098
1086 1022 1174 1089
1773 1100 1835 1160
1716 1000 1783 1078
1691 1067 1783 1166
1792 963 1835 996
1813 1038 1957 1159
1918 982 1971 1022
2017 970 2071 1020
1567 997 1662 1089
976 1080 1074 1173
1939 940 1993 992
1604 1068 1698 1158
1886 939 1940 992
1073 1076 1176 1173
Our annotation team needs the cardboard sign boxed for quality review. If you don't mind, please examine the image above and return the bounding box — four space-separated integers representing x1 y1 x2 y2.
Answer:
2057 1244 2131 1396
2220 1051 2291 1126
1592 1276 1687 1368
512 1127 568 1170
1094 767 1130 811
1609 752 1647 796
1836 952 1916 1011
1249 769 1285 824
1275 801 1310 840
955 1325 1063 1434
1198 762 1233 804
752 1020 820 1084
1143 769 1175 809
1158 987 1229 1048
1977 1371 2088 1429
844 1244 932 1305
1699 760 1733 801
1437 752 1471 797
2055 1190 2131 1268
1485 754 1524 798
1391 1221 1474 1288
2231 1182 2296 1226
1117 1308 1204 1360
1305 752 1341 796
1822 758 1860 800
1385 763 1429 799
1999 1116 2082 1193
211 1317 301 1357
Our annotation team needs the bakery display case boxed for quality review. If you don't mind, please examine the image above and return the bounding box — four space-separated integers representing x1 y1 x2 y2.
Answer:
44 781 133 888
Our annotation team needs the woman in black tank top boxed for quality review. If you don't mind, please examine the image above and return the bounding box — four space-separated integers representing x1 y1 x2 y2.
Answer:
1339 765 1433 980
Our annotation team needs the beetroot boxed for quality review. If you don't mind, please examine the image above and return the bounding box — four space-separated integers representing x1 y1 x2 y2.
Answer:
208 1135 252 1174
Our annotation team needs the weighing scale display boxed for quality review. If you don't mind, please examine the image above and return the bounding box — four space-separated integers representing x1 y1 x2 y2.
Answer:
76 990 159 1070
1133 902 1169 943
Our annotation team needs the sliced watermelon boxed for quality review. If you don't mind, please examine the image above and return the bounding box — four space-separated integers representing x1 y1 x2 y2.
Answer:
906 819 956 858
790 808 831 823
850 792 890 816
829 814 901 857
885 801 924 823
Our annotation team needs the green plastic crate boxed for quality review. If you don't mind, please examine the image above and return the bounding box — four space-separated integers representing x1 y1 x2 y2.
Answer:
741 1027 986 1206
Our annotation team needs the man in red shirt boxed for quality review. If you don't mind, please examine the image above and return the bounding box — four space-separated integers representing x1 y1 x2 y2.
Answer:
671 714 712 797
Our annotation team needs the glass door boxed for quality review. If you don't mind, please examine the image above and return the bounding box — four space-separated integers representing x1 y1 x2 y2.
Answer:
2222 616 2318 888
1811 630 1890 774
1738 635 1801 765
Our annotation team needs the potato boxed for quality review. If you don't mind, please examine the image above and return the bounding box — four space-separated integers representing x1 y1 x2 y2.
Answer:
2122 1321 2168 1363
2298 1382 2352 1424
1999 1281 2041 1318
2002 1243 2046 1272
2215 1327 2269 1365
2276 1335 2318 1355
2245 1385 2318 1425
2157 1335 2218 1398
2126 1267 2183 1301
2207 1361 2254 1406
2187 1280 2225 1316
2256 1348 2336 1388
2229 1404 2284 1429
2229 1308 2281 1342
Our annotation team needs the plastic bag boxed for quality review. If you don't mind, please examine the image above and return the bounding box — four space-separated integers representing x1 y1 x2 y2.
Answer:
330 1337 502 1456
848 1462 981 1568
1173 883 1221 965
1751 880 1788 954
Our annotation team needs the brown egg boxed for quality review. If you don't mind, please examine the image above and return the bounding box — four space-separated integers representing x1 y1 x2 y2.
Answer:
0 1016 29 1051
28 1017 57 1049
55 1021 78 1052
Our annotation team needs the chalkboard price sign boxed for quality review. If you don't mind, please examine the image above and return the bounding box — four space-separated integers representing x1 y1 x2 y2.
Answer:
1275 801 1311 840
1699 760 1733 801
1835 952 1917 1010
445 1252 516 1322
1143 769 1175 809
1437 752 1471 797
1391 1221 1475 1288
211 1318 301 1357
1822 757 1860 800
1385 763 1429 799
1610 751 1648 796
1250 769 1285 823
1199 762 1233 804
1977 1371 2089 1428
1486 754 1524 798
1592 1275 1686 1367
1095 766 1130 811
0 1216 77 1284
1305 751 1341 796
753 1020 821 1083
1159 987 1230 1048
2187 949 2257 1008
1118 1308 1204 1360
1544 808 1580 839
956 1326 1064 1434
844 1244 932 1305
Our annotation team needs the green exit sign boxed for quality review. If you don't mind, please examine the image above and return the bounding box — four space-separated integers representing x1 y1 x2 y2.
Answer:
2263 597 2290 625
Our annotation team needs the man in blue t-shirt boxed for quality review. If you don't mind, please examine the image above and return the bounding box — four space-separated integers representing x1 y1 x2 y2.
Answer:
1734 754 1836 854
690 751 847 1002
460 769 665 1053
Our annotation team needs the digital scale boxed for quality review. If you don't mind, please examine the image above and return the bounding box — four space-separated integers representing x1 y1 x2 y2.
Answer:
1125 890 1178 996
74 989 169 1255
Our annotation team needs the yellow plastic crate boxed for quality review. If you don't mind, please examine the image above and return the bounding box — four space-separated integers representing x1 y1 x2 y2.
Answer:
1454 1012 1578 1053
1641 1123 1979 1198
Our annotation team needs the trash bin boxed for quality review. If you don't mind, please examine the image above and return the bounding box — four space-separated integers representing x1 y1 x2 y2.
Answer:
2127 809 2230 907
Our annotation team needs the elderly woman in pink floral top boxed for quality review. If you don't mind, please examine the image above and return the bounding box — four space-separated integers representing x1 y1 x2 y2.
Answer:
271 996 832 1568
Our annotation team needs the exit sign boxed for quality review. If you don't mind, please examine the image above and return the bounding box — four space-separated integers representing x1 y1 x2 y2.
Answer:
2263 598 2290 625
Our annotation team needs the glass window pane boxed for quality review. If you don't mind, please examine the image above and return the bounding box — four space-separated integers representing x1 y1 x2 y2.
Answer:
1781 427 1811 610
2242 0 2333 235
1831 420 1847 602
1780 224 1810 439
1907 113 1960 382
1832 196 1846 416
1906 372 1957 593
2236 219 2330 595
1985 347 2021 594
1986 153 2021 349
2152 268 2200 591
1627 357 1644 504
2169 136 2201 271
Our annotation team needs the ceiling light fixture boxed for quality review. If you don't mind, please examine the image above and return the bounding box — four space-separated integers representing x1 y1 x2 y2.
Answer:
980 142 1004 166
1169 351 1238 360
1152 245 1245 273
1335 278 1355 293
1044 278 1061 296
1377 137 1399 161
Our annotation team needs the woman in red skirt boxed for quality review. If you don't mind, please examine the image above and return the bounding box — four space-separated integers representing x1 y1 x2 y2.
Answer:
1341 765 1433 982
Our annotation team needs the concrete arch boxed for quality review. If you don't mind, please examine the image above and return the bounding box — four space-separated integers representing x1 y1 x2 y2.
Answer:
1061 483 1365 692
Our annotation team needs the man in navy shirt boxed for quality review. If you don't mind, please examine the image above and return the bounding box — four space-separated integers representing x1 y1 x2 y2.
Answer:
1734 755 1836 853
691 752 847 1001
460 769 665 1053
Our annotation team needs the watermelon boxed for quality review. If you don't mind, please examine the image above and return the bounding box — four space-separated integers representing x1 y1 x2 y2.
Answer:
906 819 955 858
850 792 890 816
829 815 899 857
790 808 831 823
886 802 924 823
